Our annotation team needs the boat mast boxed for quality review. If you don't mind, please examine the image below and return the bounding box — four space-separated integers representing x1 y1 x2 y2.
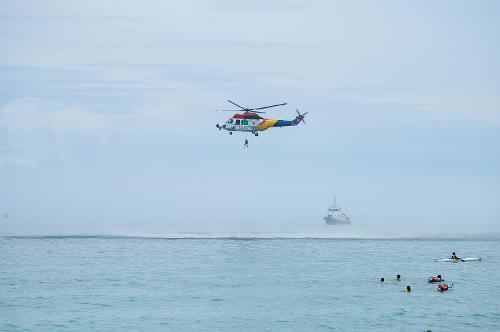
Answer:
329 196 339 212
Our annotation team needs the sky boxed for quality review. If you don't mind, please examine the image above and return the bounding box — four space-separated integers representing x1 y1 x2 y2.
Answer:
1 0 499 237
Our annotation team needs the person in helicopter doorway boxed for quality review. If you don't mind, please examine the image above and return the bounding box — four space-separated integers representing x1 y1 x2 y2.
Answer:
244 138 249 148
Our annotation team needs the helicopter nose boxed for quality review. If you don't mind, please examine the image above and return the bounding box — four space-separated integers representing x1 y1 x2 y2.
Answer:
222 124 226 128
216 124 220 128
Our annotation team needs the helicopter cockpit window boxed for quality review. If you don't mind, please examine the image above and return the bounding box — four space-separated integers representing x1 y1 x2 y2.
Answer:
227 119 234 124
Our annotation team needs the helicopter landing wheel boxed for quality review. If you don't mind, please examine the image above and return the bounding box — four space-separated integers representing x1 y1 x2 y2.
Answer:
254 132 259 137
229 132 232 135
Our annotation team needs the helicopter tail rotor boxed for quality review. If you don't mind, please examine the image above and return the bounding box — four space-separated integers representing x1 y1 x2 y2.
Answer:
295 109 308 124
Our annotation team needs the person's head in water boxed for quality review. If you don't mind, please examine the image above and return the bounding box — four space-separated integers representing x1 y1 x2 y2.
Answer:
406 285 411 292
380 277 384 282
397 274 401 280
437 275 442 279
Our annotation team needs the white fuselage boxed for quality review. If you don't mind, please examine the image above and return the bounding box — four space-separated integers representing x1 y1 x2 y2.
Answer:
223 118 262 132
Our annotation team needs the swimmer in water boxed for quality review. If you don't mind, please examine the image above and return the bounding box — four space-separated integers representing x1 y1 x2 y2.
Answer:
437 283 449 292
428 274 443 283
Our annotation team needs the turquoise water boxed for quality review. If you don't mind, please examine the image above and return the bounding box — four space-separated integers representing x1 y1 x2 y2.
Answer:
1 237 499 331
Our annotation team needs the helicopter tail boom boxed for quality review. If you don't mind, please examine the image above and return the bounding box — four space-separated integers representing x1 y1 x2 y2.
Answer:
256 110 307 130
255 118 300 130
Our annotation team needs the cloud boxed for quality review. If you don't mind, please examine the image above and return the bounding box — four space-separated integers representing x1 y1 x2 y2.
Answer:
0 97 107 167
0 144 40 167
206 0 306 13
0 96 202 134
0 97 107 135
0 93 220 168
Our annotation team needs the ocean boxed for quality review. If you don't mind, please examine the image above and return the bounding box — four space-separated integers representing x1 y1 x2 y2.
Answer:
1 236 499 331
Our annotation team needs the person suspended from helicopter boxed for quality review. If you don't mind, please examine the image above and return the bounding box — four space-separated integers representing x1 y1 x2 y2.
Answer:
244 138 249 148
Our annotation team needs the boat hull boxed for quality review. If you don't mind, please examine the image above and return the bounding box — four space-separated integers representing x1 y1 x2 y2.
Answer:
435 257 481 262
324 217 351 225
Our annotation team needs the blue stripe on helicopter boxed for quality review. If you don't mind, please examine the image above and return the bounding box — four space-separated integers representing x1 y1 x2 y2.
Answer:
273 120 296 127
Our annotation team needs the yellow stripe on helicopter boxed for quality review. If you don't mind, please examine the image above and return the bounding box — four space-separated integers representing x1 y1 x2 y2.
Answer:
256 118 278 130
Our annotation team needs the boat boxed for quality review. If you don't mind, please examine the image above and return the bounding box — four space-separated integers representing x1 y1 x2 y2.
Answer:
324 196 351 225
435 257 481 262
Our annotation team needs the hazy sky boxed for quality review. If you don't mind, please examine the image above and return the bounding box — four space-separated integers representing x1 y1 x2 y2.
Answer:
1 0 499 236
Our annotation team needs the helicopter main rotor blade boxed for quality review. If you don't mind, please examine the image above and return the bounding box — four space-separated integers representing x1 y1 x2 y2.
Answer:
227 100 247 110
252 103 287 111
215 109 266 113
220 100 286 112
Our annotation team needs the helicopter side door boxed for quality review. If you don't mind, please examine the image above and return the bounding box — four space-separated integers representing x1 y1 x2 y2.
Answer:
234 119 243 131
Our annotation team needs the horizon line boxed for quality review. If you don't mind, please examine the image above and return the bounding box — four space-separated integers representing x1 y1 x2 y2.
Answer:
2 233 500 241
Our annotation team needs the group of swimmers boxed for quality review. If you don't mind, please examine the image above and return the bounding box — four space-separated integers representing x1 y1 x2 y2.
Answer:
380 252 459 293
427 274 450 292
380 273 450 293
380 274 413 292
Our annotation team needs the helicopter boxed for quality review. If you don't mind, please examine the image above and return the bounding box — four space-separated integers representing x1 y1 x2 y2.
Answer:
215 100 308 136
